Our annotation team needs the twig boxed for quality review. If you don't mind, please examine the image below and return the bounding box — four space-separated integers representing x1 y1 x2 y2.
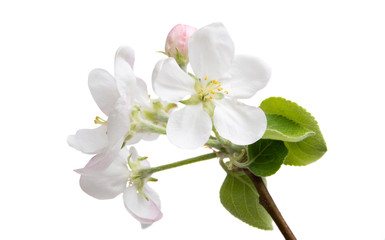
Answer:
243 169 297 240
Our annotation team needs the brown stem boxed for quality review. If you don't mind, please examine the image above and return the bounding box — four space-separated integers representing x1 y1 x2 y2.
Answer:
243 169 297 240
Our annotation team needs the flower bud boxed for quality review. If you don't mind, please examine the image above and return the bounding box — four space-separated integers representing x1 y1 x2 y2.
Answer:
165 24 197 68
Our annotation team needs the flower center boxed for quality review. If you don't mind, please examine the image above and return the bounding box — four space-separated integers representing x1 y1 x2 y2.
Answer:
198 76 228 101
94 116 108 125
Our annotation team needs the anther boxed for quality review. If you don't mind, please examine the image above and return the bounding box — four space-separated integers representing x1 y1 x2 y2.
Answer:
224 91 229 94
213 80 218 84
200 88 204 92
210 90 216 94
94 116 107 125
198 94 202 98
204 76 208 80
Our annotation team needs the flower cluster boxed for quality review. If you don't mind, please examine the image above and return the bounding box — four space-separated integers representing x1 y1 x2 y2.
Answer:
68 22 270 228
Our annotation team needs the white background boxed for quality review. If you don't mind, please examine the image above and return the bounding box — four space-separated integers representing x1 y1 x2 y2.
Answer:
1 0 384 239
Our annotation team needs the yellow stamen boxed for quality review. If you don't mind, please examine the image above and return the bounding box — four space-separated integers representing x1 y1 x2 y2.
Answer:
210 96 213 99
198 94 202 98
94 116 108 125
224 91 229 94
204 76 208 80
210 90 216 94
205 98 210 101
200 88 204 92
218 88 223 91
213 79 218 84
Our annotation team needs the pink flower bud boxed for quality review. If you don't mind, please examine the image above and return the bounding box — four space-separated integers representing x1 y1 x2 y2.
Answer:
165 24 197 62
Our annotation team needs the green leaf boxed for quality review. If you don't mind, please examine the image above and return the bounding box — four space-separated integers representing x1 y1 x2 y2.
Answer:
260 97 327 166
247 139 288 176
220 172 273 230
263 114 315 142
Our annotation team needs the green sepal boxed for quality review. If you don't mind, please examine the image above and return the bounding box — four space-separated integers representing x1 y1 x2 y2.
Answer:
180 95 200 105
152 100 163 111
260 97 327 166
164 103 177 113
175 49 188 70
156 51 168 56
247 139 288 176
203 101 215 117
142 111 168 123
263 114 315 142
220 171 273 230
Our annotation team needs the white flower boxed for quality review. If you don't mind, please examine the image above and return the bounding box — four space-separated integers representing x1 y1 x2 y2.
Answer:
68 47 158 173
152 22 271 149
79 147 162 228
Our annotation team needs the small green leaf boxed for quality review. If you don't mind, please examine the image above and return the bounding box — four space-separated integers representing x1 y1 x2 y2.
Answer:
260 97 327 166
247 139 288 176
220 172 273 230
263 114 315 142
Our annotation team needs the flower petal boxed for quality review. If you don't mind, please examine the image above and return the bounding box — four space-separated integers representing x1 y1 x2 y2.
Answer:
124 133 143 146
189 22 234 80
88 69 120 116
213 99 267 145
140 132 159 141
107 98 131 148
152 58 195 102
115 46 135 70
67 126 108 154
133 77 150 107
114 47 137 97
166 105 211 149
220 55 271 99
79 148 129 199
128 146 150 169
74 143 121 174
123 184 162 227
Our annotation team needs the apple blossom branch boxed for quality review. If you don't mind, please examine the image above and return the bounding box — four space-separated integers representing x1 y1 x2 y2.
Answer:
243 169 297 240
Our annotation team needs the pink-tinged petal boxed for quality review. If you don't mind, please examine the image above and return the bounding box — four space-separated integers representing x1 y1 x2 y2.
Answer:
189 22 234 80
79 148 129 199
213 99 267 145
220 55 271 99
88 69 120 116
123 184 162 227
166 105 212 149
106 98 131 148
165 24 197 60
74 143 121 174
152 58 195 102
142 184 161 208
